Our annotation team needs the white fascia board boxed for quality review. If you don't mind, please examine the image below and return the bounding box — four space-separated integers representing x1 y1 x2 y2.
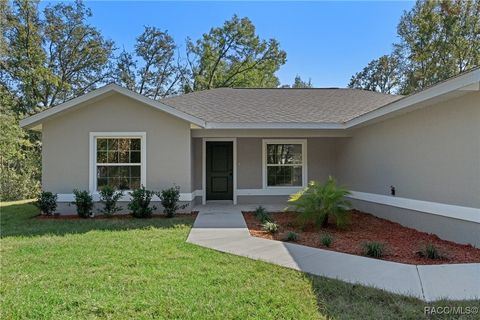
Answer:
205 122 345 129
345 69 480 129
20 84 206 129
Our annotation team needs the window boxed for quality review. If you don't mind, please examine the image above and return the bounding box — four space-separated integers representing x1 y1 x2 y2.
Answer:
90 133 146 192
263 140 306 187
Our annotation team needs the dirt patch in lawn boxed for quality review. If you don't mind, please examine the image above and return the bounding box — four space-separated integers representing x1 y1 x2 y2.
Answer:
243 210 480 265
36 212 198 220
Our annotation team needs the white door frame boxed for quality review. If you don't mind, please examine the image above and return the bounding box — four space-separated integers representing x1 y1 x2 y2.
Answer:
202 138 237 205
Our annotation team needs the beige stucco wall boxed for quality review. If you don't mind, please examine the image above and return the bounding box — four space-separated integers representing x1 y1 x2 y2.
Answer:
337 92 480 208
237 137 342 189
42 93 192 193
191 137 342 192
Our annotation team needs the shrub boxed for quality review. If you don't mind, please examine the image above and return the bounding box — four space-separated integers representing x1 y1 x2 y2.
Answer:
99 185 123 217
128 186 156 218
417 243 445 260
262 221 279 234
362 242 385 258
158 185 187 218
36 191 57 215
283 231 299 242
320 233 333 247
254 206 271 223
72 189 93 218
288 176 351 229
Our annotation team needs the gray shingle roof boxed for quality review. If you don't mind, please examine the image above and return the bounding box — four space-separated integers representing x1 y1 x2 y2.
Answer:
161 88 403 124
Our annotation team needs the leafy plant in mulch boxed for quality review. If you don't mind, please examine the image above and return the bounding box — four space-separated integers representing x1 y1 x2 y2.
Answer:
36 191 57 216
320 233 333 247
262 221 279 234
99 185 123 217
362 241 386 258
128 186 156 218
157 185 187 218
283 231 299 242
254 206 272 223
72 189 94 218
288 176 351 229
417 243 447 260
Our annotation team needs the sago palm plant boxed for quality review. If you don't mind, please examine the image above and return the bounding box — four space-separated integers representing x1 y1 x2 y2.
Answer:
288 176 351 228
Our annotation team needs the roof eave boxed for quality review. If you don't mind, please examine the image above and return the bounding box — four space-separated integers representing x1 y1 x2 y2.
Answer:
345 68 480 129
203 122 346 129
19 84 206 130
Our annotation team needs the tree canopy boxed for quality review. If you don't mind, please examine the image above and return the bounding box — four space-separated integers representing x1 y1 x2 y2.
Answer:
349 0 480 94
2 0 114 114
184 15 287 91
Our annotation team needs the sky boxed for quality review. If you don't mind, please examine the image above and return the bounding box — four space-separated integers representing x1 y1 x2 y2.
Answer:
41 1 415 88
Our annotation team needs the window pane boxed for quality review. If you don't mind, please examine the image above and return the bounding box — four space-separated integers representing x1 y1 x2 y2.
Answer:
267 144 302 165
130 178 141 190
97 166 108 178
130 139 141 151
118 166 129 177
107 139 118 151
119 150 129 163
130 166 141 177
267 166 302 186
97 165 141 190
107 151 119 163
97 139 108 151
130 151 141 163
97 178 108 188
97 151 108 163
118 139 130 153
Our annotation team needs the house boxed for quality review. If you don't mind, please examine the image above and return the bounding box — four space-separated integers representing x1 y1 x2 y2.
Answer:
20 68 480 246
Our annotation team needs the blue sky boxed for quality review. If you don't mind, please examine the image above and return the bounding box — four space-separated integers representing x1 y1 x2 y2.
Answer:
42 1 414 87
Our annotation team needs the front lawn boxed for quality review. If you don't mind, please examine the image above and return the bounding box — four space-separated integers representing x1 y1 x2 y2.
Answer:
1 201 477 319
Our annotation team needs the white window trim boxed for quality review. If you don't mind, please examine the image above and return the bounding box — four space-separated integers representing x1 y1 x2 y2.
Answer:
262 139 307 189
202 138 237 205
89 132 146 193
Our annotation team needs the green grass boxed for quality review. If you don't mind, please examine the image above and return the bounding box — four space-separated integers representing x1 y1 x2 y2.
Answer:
1 201 478 319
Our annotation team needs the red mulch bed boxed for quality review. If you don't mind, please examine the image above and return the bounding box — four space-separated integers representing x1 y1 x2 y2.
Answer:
35 212 198 220
243 210 480 265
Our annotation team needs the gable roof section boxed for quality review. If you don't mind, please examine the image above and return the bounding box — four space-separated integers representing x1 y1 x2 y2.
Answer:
20 68 479 130
19 84 206 130
162 88 402 125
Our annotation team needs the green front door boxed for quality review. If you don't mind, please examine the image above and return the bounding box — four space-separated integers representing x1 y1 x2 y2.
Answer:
206 141 233 201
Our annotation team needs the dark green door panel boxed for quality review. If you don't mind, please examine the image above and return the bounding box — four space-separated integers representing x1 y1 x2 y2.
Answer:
206 142 233 200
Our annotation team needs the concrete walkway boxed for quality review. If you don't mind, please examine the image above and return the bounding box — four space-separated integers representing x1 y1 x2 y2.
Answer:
187 204 480 302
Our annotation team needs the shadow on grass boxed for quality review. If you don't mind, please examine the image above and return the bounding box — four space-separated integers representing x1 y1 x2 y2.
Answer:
0 202 195 238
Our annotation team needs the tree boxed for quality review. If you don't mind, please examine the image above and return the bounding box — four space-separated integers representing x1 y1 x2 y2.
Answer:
0 87 41 201
184 15 287 91
2 0 114 114
349 0 480 94
396 0 480 94
292 75 313 88
348 54 400 94
115 26 183 99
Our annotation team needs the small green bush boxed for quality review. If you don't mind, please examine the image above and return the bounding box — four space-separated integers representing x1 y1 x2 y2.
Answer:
158 185 187 218
36 191 57 215
262 221 279 234
128 186 156 218
283 231 299 242
288 177 351 229
72 189 93 218
417 243 445 260
320 233 333 247
99 185 123 217
362 242 385 258
254 206 271 223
